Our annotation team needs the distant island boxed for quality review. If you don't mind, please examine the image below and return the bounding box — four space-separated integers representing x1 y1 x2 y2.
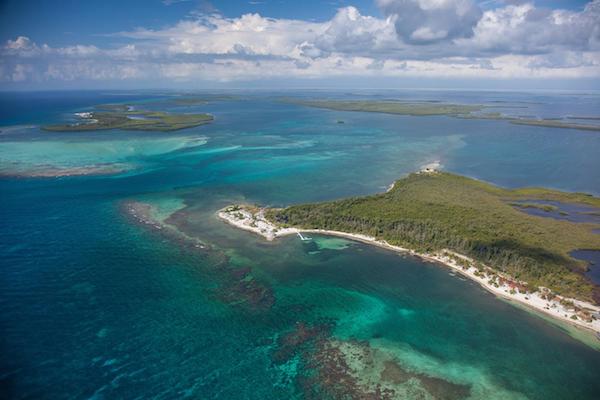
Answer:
287 99 600 132
219 170 600 336
288 99 483 116
170 94 238 105
43 104 214 132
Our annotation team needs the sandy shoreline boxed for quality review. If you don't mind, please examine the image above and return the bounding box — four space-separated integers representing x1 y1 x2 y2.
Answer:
218 205 600 341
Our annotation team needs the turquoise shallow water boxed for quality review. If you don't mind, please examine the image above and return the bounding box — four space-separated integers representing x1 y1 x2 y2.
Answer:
1 90 600 399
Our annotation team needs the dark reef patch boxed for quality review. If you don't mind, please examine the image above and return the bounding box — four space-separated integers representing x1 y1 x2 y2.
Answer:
300 340 396 400
213 264 276 312
271 321 331 365
122 200 275 312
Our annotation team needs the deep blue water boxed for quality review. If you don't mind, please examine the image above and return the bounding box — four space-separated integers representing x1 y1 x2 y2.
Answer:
1 90 600 399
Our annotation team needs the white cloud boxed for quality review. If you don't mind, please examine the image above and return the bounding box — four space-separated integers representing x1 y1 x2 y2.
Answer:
121 13 323 58
376 0 483 44
6 36 33 50
1 1 599 85
459 2 600 54
312 6 398 55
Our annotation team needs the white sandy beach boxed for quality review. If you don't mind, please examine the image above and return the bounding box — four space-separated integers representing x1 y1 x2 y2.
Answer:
218 205 600 337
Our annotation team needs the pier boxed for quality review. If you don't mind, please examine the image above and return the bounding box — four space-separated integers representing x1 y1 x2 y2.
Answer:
297 232 312 241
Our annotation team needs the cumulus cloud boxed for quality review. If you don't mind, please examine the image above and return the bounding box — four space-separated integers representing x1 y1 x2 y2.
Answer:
311 6 398 55
1 1 599 85
6 36 33 50
376 0 483 44
461 1 600 54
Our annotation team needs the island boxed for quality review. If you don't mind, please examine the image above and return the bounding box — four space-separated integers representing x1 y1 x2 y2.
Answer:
218 170 600 336
42 104 214 132
287 99 600 132
287 99 483 116
171 94 238 105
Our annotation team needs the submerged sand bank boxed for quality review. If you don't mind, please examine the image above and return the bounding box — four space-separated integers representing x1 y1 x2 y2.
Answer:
0 163 129 178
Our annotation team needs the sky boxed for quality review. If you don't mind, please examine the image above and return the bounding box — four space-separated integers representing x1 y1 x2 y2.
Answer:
0 0 598 90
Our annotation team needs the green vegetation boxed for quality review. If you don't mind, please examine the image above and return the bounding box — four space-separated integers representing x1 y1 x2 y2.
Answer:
287 99 482 116
455 112 597 131
567 116 600 121
287 99 600 132
267 172 600 301
43 104 213 132
509 119 600 132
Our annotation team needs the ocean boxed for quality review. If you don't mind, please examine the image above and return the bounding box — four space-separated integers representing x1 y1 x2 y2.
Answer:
1 90 600 399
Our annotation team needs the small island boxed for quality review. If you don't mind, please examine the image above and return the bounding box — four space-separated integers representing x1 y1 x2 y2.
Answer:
43 104 214 132
219 170 600 336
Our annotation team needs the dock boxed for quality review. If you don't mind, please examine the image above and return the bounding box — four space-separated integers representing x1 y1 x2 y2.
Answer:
297 232 312 241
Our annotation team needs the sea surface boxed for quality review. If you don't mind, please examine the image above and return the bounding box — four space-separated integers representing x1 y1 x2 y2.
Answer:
1 90 600 399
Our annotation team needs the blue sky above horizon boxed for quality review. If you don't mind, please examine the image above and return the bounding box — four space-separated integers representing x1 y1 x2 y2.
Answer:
1 0 599 90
